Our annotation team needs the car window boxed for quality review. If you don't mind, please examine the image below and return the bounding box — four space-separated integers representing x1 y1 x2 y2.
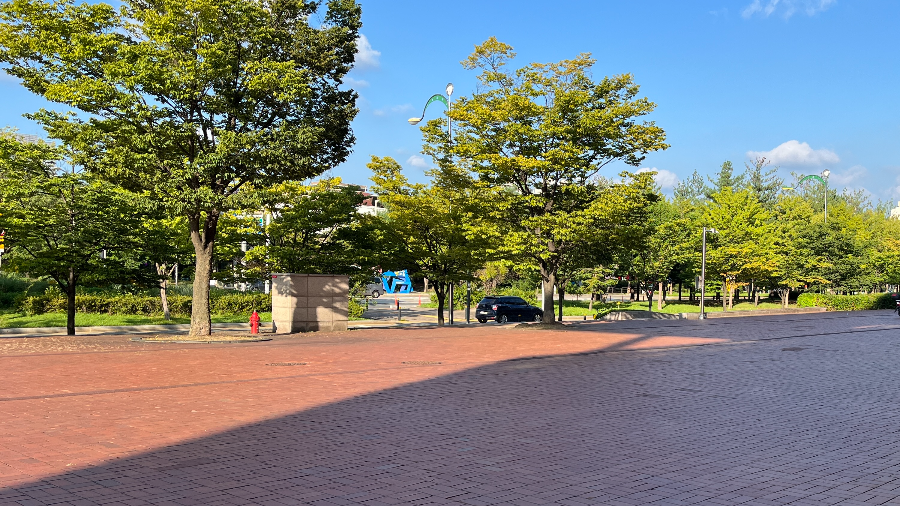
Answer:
510 297 527 306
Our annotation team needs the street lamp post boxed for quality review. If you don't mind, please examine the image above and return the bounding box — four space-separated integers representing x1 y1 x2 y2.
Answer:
409 83 458 324
699 227 718 320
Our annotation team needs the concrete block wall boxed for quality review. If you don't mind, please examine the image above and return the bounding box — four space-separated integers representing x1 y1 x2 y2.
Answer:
271 274 349 333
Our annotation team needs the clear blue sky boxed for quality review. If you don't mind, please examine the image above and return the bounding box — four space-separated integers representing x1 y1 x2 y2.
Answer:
2 0 898 202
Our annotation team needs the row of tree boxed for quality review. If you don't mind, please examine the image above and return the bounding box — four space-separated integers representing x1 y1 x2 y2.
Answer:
0 1 896 332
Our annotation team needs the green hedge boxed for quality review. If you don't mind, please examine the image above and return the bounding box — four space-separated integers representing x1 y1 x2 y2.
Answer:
18 292 272 317
796 293 895 311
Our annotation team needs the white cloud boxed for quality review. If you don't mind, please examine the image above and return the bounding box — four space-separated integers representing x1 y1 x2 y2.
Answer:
344 77 369 88
354 35 381 70
747 140 839 167
373 104 412 117
637 167 679 189
828 165 867 186
742 0 836 19
406 155 430 170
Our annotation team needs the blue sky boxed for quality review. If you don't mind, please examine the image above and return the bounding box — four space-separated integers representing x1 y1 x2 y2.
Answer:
2 0 899 202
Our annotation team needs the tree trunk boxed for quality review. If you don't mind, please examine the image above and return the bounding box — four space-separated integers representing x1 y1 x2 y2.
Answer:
435 283 446 326
540 266 557 322
160 279 170 320
189 212 219 336
557 285 565 322
658 281 664 311
156 263 171 321
679 282 682 302
66 265 76 336
589 293 595 311
647 288 653 311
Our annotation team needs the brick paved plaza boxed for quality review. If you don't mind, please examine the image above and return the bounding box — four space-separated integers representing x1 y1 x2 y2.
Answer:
3 312 900 505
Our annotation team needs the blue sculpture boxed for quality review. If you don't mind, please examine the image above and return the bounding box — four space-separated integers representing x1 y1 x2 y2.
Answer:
381 270 413 294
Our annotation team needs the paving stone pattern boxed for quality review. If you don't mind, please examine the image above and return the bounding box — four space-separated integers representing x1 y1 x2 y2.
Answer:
2 312 900 504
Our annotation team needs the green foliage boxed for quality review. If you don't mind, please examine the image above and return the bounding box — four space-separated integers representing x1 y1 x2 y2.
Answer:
0 0 362 334
17 292 271 316
348 298 365 319
244 179 385 287
426 37 668 317
796 293 894 311
369 156 493 325
704 187 779 308
0 273 48 308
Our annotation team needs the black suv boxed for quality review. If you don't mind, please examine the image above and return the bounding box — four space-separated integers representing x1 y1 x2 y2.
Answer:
476 296 543 323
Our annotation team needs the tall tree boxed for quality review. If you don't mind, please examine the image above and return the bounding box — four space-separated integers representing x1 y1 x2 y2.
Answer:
431 38 668 319
706 161 745 199
244 179 384 287
0 135 145 334
0 0 362 335
368 156 493 326
673 169 708 205
704 187 778 310
744 157 783 209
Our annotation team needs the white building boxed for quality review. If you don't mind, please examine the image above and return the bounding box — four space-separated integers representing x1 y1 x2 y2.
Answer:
891 201 900 220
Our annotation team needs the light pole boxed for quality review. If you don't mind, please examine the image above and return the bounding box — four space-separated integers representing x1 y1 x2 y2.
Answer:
409 83 456 324
699 227 718 320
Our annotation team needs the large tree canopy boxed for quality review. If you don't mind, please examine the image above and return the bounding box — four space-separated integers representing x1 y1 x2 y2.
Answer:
0 134 146 335
423 38 668 318
0 0 362 334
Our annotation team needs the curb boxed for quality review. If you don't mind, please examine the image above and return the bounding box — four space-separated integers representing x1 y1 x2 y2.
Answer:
0 322 255 337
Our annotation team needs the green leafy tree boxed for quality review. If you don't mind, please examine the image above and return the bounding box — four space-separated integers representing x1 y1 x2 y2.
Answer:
704 187 778 310
706 161 745 199
0 0 362 335
628 199 693 310
769 194 827 307
744 157 783 209
141 217 194 319
429 38 668 319
368 156 493 326
244 179 384 287
0 135 146 334
673 169 708 205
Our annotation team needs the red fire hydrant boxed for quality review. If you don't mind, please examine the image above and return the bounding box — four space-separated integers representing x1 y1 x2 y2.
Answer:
250 310 261 335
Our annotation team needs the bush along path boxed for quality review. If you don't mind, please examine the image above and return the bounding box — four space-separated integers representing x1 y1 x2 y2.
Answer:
16 292 271 318
797 293 896 311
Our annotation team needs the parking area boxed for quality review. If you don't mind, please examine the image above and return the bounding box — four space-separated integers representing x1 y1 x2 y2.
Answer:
2 311 900 505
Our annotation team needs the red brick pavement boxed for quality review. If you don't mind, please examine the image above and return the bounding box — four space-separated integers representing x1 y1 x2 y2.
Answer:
1 311 900 505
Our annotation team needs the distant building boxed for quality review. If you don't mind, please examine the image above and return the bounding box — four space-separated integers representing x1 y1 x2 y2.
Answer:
891 201 900 220
15 134 42 144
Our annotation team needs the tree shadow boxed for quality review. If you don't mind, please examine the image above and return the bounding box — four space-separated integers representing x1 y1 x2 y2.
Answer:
1 313 880 505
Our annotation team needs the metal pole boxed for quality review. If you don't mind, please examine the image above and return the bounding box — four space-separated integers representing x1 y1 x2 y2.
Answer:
824 183 828 223
700 227 707 320
465 281 471 324
448 283 454 325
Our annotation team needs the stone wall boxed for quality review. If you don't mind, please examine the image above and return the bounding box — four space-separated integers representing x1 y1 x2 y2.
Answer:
271 274 349 333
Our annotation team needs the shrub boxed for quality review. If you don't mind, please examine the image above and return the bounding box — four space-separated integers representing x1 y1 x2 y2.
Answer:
348 298 365 319
14 291 271 316
796 293 895 311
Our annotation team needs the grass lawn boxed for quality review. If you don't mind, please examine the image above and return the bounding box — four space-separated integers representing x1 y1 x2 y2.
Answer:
575 300 788 315
0 309 273 329
396 297 792 317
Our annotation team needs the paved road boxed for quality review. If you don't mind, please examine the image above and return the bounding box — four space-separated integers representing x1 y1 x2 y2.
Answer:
2 311 900 505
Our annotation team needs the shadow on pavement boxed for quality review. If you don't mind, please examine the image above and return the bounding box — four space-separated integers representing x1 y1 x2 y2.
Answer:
4 311 900 504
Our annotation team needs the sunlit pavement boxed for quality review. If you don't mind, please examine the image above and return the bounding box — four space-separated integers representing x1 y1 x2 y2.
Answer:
2 311 900 505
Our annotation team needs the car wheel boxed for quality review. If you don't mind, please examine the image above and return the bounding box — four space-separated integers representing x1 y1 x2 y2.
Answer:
372 290 380 299
477 318 486 323
533 313 542 323
498 314 508 324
